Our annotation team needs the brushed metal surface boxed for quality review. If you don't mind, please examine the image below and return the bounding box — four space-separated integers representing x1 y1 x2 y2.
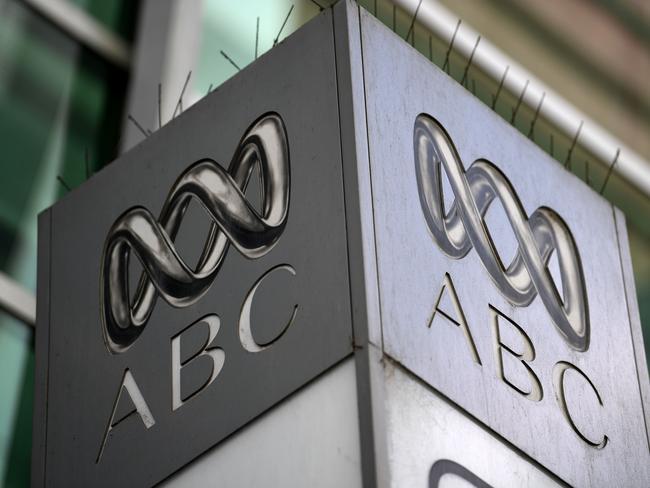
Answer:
414 114 589 351
359 9 649 487
383 361 564 488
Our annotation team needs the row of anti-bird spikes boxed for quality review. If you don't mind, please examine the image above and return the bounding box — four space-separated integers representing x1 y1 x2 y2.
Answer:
391 0 623 197
59 0 620 197
58 2 301 194
398 2 621 197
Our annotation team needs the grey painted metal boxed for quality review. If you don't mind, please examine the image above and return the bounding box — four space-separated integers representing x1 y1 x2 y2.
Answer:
31 209 51 488
22 0 130 69
358 8 649 486
0 271 36 326
394 0 650 197
34 11 354 486
161 358 362 487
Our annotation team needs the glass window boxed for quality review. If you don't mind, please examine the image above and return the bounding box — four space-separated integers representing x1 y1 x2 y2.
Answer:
0 0 129 292
0 310 32 486
70 0 139 41
194 0 322 97
0 0 136 485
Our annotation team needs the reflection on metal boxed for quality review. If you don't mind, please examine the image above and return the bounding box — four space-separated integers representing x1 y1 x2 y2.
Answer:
429 459 493 488
96 369 155 463
171 314 225 411
414 114 589 351
239 264 298 353
101 113 290 353
491 305 543 402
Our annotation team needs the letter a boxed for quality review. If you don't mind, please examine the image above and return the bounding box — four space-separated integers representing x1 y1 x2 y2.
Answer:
97 369 155 463
428 273 481 365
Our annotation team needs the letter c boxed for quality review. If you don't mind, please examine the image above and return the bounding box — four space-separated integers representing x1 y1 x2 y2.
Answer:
553 361 608 449
239 264 298 353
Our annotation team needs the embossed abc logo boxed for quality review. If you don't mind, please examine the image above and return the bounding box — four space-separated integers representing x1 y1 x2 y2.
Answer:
415 114 607 449
97 113 297 461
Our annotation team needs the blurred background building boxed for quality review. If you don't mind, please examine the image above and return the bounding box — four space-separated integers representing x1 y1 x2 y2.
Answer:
0 0 647 485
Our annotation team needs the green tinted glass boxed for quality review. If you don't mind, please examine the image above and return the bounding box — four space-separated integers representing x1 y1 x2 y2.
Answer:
70 0 139 41
0 0 134 485
0 310 32 487
0 0 128 292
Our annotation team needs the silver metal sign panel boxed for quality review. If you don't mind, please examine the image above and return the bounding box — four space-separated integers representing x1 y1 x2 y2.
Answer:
34 11 353 487
384 362 563 488
359 9 649 487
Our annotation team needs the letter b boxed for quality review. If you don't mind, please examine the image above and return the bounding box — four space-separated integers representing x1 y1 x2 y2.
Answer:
172 314 225 411
491 305 543 402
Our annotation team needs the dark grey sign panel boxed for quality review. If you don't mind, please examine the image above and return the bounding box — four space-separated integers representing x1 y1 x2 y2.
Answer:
35 11 353 487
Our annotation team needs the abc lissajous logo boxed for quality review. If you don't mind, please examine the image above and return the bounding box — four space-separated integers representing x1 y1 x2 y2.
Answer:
414 114 607 450
96 113 298 462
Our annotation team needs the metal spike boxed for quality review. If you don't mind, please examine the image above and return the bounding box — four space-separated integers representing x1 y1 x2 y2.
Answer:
471 78 476 96
550 133 555 158
114 135 123 156
405 0 423 45
158 83 162 129
491 65 509 109
172 71 192 119
442 19 461 74
460 35 481 87
309 0 324 10
310 0 325 12
220 50 241 71
600 149 620 195
207 83 213 94
57 175 72 192
255 17 260 60
274 5 294 46
510 79 529 124
85 147 90 179
127 114 149 138
527 92 546 139
564 120 583 169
